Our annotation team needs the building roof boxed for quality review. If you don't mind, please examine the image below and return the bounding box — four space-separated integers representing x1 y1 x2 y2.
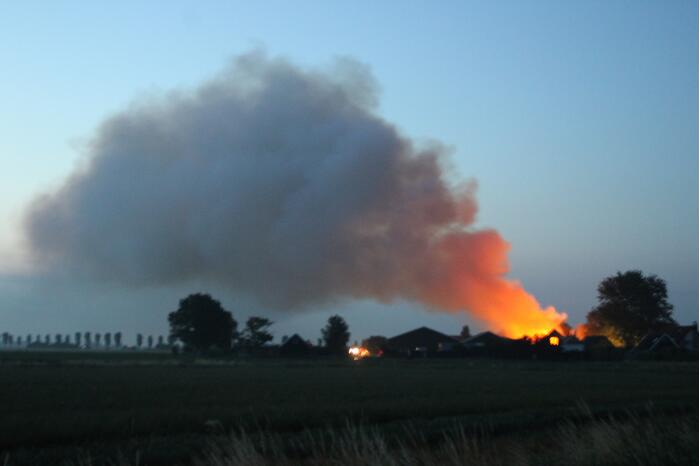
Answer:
386 326 457 352
280 334 313 350
463 331 514 348
635 325 698 352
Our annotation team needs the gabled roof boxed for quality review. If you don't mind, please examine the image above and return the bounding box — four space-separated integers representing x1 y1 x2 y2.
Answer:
635 325 698 352
386 326 456 351
463 331 513 348
561 336 582 345
280 334 313 349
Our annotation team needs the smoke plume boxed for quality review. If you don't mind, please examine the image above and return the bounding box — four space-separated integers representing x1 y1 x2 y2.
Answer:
24 52 566 337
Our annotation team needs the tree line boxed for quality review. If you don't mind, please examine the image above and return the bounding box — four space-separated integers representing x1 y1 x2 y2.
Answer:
0 270 685 353
169 270 685 353
168 293 350 353
0 331 173 350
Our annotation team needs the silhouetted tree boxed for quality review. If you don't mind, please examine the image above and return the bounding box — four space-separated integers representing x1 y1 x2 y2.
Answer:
17 336 22 346
55 334 62 344
65 334 71 345
322 315 350 354
168 293 237 352
157 335 164 347
105 332 112 347
44 334 50 345
460 325 471 339
75 332 82 347
115 332 122 347
136 333 143 348
239 317 274 349
95 333 102 346
147 335 153 349
26 334 32 345
585 270 675 347
362 335 388 354
85 332 92 348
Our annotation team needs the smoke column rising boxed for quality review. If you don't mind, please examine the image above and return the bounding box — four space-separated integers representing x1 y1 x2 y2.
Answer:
24 52 566 337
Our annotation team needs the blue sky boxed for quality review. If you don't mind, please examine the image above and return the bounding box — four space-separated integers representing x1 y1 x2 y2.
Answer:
0 1 697 342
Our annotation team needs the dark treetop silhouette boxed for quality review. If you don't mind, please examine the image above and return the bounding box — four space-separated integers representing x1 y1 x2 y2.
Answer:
586 270 675 347
322 315 350 354
168 293 237 352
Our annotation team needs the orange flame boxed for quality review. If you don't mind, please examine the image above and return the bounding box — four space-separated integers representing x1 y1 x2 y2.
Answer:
417 230 568 339
348 346 370 360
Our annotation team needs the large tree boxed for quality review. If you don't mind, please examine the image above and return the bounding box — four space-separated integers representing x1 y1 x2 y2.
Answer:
238 317 274 349
168 293 237 352
322 315 350 354
585 270 675 347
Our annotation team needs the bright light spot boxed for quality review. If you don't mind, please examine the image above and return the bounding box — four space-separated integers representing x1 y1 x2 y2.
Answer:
348 346 370 360
549 336 559 346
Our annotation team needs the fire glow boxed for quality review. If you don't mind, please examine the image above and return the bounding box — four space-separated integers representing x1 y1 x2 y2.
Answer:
417 230 569 340
348 346 370 360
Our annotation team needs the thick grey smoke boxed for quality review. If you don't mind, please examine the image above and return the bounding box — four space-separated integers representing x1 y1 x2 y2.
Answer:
25 52 480 310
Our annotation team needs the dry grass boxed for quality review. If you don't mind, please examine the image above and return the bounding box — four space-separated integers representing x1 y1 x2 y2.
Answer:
192 408 698 466
1 408 696 465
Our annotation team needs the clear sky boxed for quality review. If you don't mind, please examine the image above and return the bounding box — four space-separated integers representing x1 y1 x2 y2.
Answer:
0 1 697 343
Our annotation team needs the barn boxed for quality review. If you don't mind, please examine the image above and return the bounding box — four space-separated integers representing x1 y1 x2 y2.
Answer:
279 334 314 356
385 327 458 357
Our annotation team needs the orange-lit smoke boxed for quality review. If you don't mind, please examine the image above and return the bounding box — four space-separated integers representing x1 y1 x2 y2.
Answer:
416 230 568 339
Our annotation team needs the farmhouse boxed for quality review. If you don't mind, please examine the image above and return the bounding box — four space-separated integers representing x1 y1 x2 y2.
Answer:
462 331 529 358
385 327 458 356
560 336 584 353
633 325 698 356
463 331 511 350
279 334 314 356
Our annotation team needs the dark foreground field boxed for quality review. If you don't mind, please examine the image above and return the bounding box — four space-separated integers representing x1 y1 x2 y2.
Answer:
0 354 697 465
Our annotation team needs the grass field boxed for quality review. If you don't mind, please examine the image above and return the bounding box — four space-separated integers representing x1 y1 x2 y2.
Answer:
0 354 697 465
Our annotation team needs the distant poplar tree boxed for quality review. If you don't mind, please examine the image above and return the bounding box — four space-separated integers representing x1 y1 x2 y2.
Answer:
95 333 102 346
136 334 143 348
85 332 92 348
44 334 50 344
147 335 154 349
55 334 62 344
75 332 82 347
17 336 23 346
26 334 32 345
157 335 164 346
105 332 112 347
65 334 71 345
115 332 122 347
